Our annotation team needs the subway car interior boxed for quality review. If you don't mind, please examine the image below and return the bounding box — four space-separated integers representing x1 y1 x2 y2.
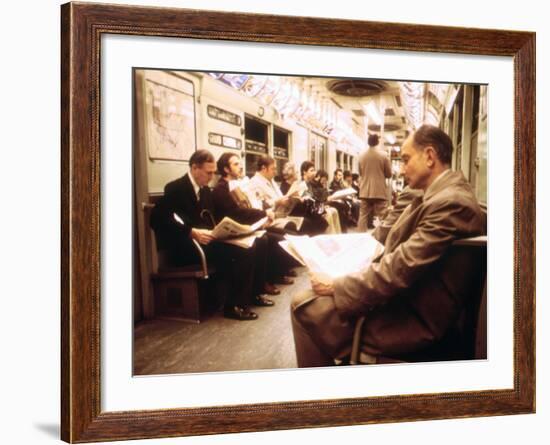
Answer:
133 69 487 375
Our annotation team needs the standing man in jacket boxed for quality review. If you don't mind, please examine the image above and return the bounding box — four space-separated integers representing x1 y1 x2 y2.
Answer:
358 133 392 231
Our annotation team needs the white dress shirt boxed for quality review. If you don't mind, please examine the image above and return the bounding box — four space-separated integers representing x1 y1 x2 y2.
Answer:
248 172 283 209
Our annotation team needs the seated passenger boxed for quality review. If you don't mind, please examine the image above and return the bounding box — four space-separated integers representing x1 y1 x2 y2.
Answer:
248 155 292 212
249 156 328 236
350 172 360 194
311 169 348 233
342 170 360 226
150 149 273 321
212 152 297 288
291 125 486 366
280 162 298 196
329 168 345 193
300 163 341 234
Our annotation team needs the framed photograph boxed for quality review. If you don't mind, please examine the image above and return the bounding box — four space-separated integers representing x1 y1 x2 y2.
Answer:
61 2 535 442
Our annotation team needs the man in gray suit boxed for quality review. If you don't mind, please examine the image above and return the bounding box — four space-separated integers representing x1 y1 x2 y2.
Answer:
357 133 392 231
291 125 486 366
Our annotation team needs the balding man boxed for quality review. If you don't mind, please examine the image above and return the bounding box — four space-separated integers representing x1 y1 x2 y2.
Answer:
291 125 486 366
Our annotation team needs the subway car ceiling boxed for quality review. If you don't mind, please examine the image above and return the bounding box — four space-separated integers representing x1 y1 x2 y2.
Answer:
134 69 487 203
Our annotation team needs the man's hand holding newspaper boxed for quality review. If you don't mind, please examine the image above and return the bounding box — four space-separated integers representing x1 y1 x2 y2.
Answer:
190 228 215 245
279 233 384 295
173 212 266 249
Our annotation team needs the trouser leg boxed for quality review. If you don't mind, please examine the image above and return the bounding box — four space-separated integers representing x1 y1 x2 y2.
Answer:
212 242 255 308
290 290 354 367
358 198 369 232
265 231 294 280
291 309 335 367
252 235 268 296
328 201 348 233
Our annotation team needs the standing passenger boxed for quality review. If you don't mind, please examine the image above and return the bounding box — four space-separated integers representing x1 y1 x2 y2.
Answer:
357 133 392 230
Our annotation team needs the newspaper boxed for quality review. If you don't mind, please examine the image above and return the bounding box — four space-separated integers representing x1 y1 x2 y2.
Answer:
229 177 263 210
285 180 307 198
211 216 267 239
279 233 384 283
327 187 357 201
174 213 266 249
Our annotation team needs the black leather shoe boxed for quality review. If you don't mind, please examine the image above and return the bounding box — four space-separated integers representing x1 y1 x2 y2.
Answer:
223 306 258 321
253 295 275 307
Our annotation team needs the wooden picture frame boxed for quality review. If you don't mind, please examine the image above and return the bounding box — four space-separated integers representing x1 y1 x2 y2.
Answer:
61 2 535 442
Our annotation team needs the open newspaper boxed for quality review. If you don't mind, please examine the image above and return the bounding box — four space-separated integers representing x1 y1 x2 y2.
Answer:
174 213 266 249
279 233 384 283
327 187 357 201
274 180 306 218
210 216 267 248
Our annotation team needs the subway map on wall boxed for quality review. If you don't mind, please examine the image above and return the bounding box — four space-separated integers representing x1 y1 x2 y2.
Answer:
145 79 196 161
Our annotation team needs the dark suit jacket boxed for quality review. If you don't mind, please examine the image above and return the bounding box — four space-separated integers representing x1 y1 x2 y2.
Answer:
212 177 266 225
334 171 486 356
150 174 214 265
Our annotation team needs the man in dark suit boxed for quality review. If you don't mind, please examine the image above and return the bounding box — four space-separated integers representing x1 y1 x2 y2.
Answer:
150 149 273 321
212 152 296 290
291 125 486 366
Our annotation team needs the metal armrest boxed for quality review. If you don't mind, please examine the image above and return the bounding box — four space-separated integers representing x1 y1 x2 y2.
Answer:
452 235 487 247
191 239 210 279
350 316 367 365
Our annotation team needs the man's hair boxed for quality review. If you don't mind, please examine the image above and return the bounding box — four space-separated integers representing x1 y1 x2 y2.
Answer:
351 173 359 181
189 149 215 167
368 133 380 147
282 162 296 180
257 155 275 171
217 152 238 177
300 160 315 177
316 169 328 180
333 168 342 177
413 124 453 166
343 170 352 179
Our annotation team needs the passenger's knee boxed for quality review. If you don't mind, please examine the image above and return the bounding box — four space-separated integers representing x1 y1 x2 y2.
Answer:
291 290 317 312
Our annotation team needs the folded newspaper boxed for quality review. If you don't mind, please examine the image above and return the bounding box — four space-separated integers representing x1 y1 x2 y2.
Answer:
279 233 384 283
174 213 266 249
327 187 357 201
210 216 267 248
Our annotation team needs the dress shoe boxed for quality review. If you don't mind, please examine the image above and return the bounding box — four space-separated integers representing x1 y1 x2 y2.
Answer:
285 269 298 277
223 306 258 321
274 276 295 285
253 294 275 307
264 283 281 295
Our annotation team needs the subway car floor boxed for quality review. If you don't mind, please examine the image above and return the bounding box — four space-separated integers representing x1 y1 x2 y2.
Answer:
133 266 310 375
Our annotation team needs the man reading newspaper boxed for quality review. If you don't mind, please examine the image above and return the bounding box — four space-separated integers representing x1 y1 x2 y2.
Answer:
290 126 486 365
150 149 274 321
212 153 299 290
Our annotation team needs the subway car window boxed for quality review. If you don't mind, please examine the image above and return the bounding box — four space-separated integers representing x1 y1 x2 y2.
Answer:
133 69 488 374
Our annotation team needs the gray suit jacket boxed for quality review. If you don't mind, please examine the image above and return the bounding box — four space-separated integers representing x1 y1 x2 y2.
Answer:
358 146 392 200
333 170 486 356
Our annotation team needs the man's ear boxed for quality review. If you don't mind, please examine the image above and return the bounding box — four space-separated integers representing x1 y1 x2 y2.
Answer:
425 146 436 168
